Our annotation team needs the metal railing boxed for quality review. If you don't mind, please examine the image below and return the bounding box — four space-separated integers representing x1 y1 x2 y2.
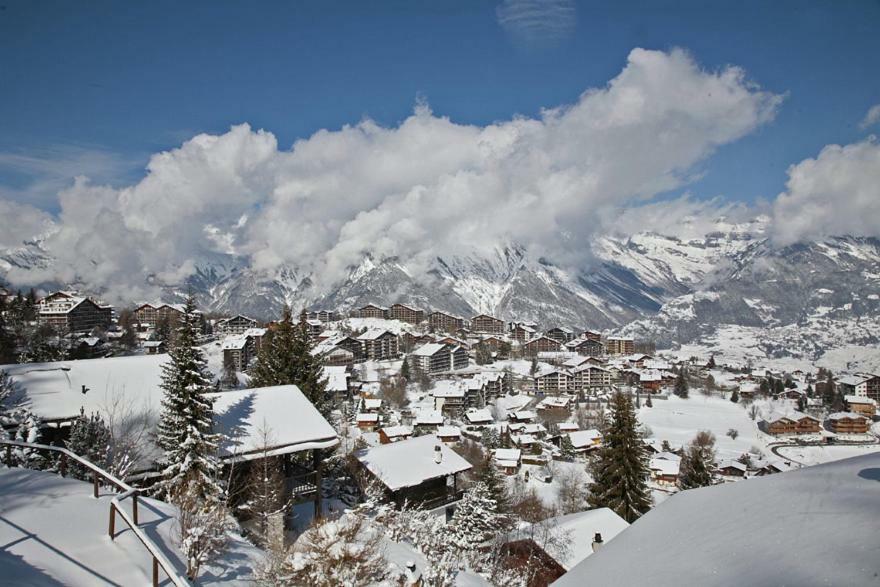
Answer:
1 439 190 587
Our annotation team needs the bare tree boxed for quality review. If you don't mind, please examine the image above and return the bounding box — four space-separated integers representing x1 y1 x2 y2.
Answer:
555 467 588 515
239 425 289 549
379 375 408 409
173 488 232 580
100 391 157 480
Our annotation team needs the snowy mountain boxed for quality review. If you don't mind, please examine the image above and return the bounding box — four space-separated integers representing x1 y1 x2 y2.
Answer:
2 217 879 369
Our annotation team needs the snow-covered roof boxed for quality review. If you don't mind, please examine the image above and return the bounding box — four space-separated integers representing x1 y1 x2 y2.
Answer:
436 425 461 437
649 457 680 476
355 434 472 491
357 413 380 423
510 410 537 421
381 425 412 438
322 365 350 392
210 385 338 460
0 468 258 585
431 380 466 398
717 460 748 473
844 395 876 405
827 411 868 421
567 429 601 449
1 354 169 422
220 335 249 350
357 328 395 341
494 448 521 463
539 509 629 570
555 453 880 587
411 342 447 357
363 397 382 410
837 374 869 387
465 408 493 424
414 409 444 426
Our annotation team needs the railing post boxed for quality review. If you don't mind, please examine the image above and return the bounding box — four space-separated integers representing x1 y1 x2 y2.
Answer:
5 445 11 466
108 503 116 539
132 493 139 525
152 556 159 587
59 453 67 477
93 470 99 498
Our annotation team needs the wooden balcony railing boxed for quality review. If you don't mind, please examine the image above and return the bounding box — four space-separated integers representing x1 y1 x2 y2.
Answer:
1 439 190 587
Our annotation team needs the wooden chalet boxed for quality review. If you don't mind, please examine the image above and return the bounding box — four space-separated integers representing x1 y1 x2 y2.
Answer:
356 329 399 360
38 291 112 334
760 411 821 436
470 314 505 335
352 304 388 319
523 335 563 357
428 310 465 332
389 303 425 325
825 412 870 434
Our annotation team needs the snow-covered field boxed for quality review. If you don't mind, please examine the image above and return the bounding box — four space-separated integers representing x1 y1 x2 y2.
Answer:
638 394 767 460
775 444 880 466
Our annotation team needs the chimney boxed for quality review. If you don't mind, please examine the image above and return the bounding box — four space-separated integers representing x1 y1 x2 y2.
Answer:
434 445 442 464
592 532 603 552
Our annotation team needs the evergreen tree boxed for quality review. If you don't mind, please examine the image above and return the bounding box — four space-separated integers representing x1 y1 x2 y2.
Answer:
66 407 112 480
645 394 653 408
0 298 17 364
559 433 577 459
707 354 716 369
476 454 511 514
797 394 807 412
730 389 739 403
221 354 239 389
677 430 716 490
529 356 538 377
759 379 770 396
480 427 500 449
673 370 689 399
588 391 652 522
400 357 411 381
449 482 499 551
156 296 222 502
773 378 785 395
249 306 330 417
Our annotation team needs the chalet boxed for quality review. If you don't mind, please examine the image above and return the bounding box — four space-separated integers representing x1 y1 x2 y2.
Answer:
335 336 367 362
436 425 462 443
571 364 612 392
355 435 472 510
538 351 579 365
471 371 509 398
717 460 748 477
581 330 602 342
389 303 425 325
221 334 251 371
357 329 399 360
215 315 259 335
825 412 870 434
352 304 389 319
545 327 575 343
38 292 112 334
844 395 876 418
755 459 798 476
464 408 494 427
379 425 414 444
605 336 635 355
760 411 821 436
639 370 662 392
242 327 267 352
432 380 468 414
303 319 324 339
565 337 605 357
304 309 340 322
475 335 505 350
536 395 573 412
523 335 563 357
493 448 522 475
566 429 602 454
142 340 166 355
535 369 572 393
649 453 681 485
509 410 537 423
413 409 444 432
356 412 380 431
323 365 352 402
428 310 464 332
361 397 383 413
509 422 547 438
315 342 356 366
410 343 451 374
470 314 505 335
510 322 537 343
837 373 880 403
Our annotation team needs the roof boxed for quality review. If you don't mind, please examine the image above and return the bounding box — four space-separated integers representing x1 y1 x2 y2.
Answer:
358 328 395 341
837 374 869 387
432 380 466 398
567 429 601 449
494 448 522 462
381 425 413 438
538 509 629 570
322 365 350 392
221 335 249 350
465 408 493 424
827 411 868 421
436 425 461 437
414 409 444 425
1 354 169 422
649 457 680 476
411 343 447 357
209 385 338 461
554 453 880 587
355 434 472 491
844 395 876 405
0 468 258 586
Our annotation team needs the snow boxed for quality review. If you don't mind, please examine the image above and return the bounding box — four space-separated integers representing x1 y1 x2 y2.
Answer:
354 434 472 491
209 385 338 461
638 394 763 461
1 354 169 422
0 467 259 585
539 509 629 570
775 444 880 467
554 452 880 587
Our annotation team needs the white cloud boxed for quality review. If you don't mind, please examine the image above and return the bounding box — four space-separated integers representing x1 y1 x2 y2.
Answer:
859 103 880 130
771 137 880 246
1 48 782 302
0 200 53 249
496 0 577 47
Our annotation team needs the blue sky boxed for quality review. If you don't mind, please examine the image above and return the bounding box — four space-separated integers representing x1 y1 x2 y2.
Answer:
1 0 879 212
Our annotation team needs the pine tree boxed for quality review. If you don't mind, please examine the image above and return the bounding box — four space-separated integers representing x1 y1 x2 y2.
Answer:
529 357 539 377
156 296 222 503
707 354 716 368
759 379 770 396
476 454 510 514
588 391 652 523
66 407 111 480
645 394 653 408
677 431 716 490
0 298 17 364
480 427 500 449
730 389 739 403
400 358 411 381
221 353 239 389
559 433 577 459
449 482 499 551
673 370 689 398
249 306 330 418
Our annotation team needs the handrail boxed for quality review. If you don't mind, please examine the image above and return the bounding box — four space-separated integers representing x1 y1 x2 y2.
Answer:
0 439 190 587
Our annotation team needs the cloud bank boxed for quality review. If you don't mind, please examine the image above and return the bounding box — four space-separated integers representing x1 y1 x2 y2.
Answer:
1 48 783 301
860 103 880 130
772 137 880 246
